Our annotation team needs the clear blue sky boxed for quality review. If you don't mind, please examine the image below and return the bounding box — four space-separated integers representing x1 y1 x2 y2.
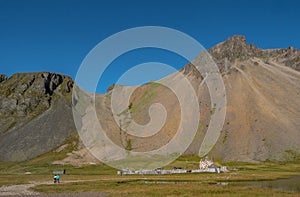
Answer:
0 0 299 93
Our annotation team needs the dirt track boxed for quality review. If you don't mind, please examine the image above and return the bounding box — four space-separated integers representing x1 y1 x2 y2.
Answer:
0 180 107 196
0 183 40 196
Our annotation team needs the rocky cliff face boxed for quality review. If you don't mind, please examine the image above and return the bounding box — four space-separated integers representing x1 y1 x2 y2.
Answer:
0 74 7 83
209 35 300 72
209 35 262 63
0 72 76 161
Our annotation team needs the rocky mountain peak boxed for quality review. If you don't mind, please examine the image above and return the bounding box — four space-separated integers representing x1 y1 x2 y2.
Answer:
207 35 300 71
0 72 73 117
225 35 247 46
208 35 262 63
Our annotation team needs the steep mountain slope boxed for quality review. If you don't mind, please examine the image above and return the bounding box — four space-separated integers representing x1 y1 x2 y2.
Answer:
207 36 300 161
0 35 299 163
0 72 76 161
67 35 300 164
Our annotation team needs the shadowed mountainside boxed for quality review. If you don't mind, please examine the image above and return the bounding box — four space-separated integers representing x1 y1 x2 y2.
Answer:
0 73 76 161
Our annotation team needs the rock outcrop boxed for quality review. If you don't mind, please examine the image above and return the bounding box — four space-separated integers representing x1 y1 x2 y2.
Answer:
209 35 300 72
0 72 76 161
0 74 7 83
209 35 262 63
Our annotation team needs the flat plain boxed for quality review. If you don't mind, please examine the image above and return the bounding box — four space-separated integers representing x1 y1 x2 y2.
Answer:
0 154 299 196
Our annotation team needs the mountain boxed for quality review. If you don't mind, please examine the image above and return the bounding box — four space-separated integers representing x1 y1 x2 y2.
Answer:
206 35 300 161
0 72 76 161
0 35 299 163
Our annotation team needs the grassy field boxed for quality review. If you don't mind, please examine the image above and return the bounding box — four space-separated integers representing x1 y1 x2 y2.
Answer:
0 154 299 196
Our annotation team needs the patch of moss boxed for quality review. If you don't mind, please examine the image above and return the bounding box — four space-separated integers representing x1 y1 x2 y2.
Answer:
198 123 203 132
210 103 216 116
284 149 300 161
222 130 229 143
125 139 133 151
7 121 16 131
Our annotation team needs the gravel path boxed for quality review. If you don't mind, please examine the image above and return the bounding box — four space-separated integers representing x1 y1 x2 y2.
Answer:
0 180 107 196
0 183 41 196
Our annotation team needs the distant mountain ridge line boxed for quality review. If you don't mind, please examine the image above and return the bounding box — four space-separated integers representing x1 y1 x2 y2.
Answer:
0 35 299 83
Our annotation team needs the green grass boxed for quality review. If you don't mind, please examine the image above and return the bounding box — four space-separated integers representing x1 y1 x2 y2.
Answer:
0 153 299 196
129 82 159 118
30 159 300 197
32 179 298 197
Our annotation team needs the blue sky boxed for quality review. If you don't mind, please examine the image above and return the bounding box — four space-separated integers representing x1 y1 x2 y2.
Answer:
0 0 299 93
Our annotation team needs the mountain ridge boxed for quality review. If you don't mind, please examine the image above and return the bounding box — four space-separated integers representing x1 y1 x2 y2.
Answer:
0 35 299 163
209 35 300 72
